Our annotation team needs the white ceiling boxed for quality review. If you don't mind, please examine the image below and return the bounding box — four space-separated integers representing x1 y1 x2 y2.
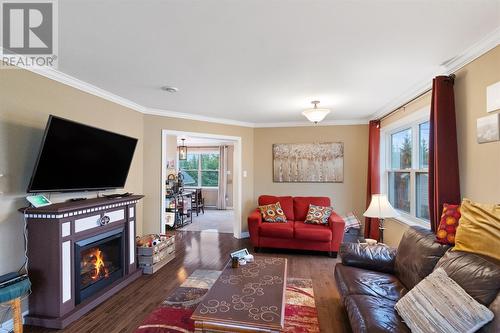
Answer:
57 0 500 125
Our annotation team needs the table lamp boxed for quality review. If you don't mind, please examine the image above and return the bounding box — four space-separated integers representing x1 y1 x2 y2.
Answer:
363 194 399 243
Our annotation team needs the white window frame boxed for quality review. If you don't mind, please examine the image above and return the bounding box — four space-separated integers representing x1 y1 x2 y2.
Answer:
179 151 220 189
380 106 430 228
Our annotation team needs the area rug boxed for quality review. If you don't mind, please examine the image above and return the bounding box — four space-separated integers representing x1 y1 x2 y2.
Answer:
135 269 319 333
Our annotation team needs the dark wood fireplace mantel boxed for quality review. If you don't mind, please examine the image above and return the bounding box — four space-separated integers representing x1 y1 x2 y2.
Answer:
20 195 144 329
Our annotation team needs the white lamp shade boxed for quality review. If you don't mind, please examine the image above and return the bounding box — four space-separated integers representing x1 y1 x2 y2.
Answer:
363 194 399 218
302 108 330 123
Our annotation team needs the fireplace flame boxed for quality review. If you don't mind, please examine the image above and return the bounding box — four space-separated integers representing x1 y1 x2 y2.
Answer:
90 248 109 281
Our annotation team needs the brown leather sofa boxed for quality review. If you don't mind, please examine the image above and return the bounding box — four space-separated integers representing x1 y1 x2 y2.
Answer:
334 226 500 333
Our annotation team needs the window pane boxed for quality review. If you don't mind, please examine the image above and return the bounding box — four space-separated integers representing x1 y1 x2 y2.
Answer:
416 172 429 220
391 129 412 169
201 171 219 187
419 122 430 169
182 170 198 186
200 153 219 170
388 172 410 213
179 154 198 170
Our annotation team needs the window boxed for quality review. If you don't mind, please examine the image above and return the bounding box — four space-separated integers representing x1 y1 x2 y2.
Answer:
179 151 219 187
384 114 430 224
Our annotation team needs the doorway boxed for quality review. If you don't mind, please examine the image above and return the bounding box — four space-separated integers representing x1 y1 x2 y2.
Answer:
160 130 243 238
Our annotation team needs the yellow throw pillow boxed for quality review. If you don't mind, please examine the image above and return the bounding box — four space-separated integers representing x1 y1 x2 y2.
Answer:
453 198 500 261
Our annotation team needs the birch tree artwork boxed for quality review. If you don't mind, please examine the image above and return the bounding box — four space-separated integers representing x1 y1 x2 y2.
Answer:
273 142 344 183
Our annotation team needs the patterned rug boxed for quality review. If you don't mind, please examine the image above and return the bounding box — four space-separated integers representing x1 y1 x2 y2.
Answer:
135 269 319 333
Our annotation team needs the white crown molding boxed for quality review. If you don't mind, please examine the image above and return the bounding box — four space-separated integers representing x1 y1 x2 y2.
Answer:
370 26 500 120
21 25 498 127
19 65 368 128
442 26 500 75
144 108 255 127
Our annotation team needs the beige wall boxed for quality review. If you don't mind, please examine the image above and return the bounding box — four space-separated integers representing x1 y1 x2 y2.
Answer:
202 188 218 207
0 68 144 275
455 46 500 202
142 115 254 235
165 134 178 174
382 46 500 247
253 125 369 217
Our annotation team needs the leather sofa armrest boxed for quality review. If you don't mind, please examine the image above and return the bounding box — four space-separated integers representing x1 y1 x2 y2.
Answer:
339 243 397 274
248 209 262 247
329 212 346 251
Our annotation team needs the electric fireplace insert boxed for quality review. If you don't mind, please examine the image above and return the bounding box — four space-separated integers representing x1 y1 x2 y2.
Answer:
74 228 124 304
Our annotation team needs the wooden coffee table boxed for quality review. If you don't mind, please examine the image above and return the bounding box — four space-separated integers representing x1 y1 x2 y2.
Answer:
192 256 287 332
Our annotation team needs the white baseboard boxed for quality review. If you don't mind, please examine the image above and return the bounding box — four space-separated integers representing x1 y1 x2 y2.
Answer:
1 310 29 332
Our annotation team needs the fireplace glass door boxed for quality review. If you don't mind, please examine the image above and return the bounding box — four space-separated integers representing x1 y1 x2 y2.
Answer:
75 228 124 304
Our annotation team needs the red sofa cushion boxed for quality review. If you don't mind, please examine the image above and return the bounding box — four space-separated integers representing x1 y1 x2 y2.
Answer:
293 197 331 221
259 195 294 221
294 221 332 242
259 222 294 239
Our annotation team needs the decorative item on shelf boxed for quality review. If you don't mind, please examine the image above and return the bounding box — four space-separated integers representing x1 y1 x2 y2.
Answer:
363 194 399 243
302 100 330 124
177 171 184 192
178 138 188 160
166 174 178 195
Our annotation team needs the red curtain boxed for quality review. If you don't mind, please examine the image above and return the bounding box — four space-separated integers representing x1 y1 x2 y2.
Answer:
365 120 381 239
428 75 461 232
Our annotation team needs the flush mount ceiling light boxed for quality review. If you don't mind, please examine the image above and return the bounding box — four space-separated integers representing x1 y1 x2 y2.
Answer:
161 85 179 93
302 100 331 124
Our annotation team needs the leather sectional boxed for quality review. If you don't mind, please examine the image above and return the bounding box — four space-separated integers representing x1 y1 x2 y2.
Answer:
335 226 500 333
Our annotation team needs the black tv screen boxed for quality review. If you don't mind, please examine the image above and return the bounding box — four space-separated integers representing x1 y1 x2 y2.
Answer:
27 115 138 193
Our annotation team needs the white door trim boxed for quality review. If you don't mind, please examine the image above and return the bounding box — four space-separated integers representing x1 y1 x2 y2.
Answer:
160 130 243 238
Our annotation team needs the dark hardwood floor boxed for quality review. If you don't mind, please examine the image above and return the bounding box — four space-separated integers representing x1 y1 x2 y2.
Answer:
25 231 351 333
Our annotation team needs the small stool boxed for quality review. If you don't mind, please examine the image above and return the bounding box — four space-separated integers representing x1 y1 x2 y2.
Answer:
0 278 31 333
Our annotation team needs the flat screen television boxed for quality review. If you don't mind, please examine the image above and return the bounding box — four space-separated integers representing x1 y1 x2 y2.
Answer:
27 115 138 193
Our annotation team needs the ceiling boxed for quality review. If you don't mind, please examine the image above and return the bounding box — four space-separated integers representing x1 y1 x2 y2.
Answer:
56 0 500 125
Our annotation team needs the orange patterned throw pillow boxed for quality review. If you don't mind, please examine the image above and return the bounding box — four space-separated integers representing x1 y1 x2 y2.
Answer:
305 204 333 225
258 202 288 223
436 204 461 245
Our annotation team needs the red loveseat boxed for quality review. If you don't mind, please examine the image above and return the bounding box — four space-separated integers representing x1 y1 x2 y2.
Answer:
248 195 345 257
